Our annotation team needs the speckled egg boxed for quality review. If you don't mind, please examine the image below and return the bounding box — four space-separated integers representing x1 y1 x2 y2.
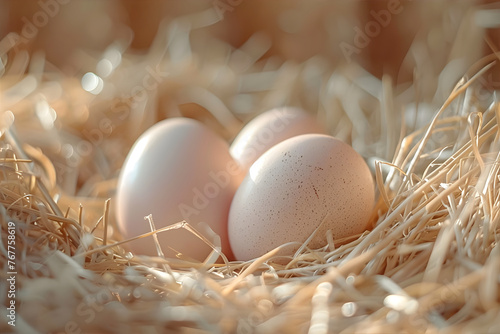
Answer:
230 107 325 171
228 134 374 261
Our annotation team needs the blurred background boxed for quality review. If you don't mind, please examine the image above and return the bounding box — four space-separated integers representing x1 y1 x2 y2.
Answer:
2 0 499 82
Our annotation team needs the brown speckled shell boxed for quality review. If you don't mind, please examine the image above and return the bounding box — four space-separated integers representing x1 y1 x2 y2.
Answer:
228 134 374 261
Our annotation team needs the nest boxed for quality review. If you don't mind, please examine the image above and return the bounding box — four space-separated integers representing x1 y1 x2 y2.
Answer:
1 1 500 333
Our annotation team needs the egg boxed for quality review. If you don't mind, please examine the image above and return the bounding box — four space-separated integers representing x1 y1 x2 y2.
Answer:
228 134 374 261
115 118 244 261
230 107 325 171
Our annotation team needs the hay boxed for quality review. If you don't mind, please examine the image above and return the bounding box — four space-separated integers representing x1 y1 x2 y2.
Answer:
1 1 500 333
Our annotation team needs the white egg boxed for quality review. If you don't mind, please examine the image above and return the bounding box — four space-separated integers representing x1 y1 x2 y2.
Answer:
228 134 374 261
115 118 244 261
230 107 325 171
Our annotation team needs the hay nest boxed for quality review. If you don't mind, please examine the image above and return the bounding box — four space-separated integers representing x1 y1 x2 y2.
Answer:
1 1 500 333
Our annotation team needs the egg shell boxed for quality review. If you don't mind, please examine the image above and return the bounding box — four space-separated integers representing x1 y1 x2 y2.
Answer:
230 107 325 171
116 118 244 261
228 134 374 261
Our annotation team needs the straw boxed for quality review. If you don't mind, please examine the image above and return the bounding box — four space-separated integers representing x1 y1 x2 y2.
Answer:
1 1 500 333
